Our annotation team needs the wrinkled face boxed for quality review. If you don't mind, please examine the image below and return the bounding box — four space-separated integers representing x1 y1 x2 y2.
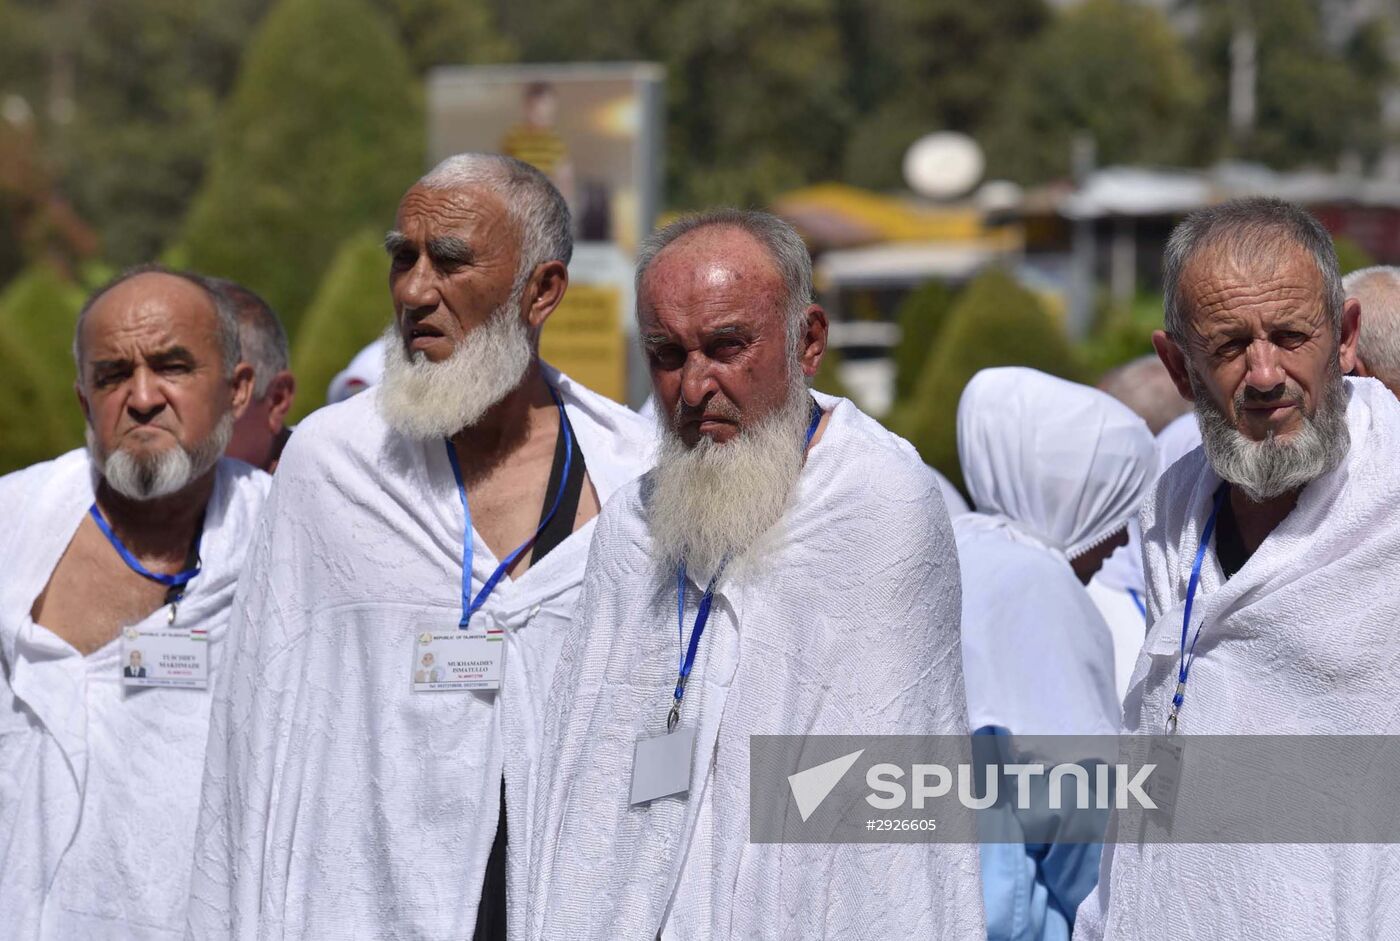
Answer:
640 228 804 447
1172 244 1356 442
387 184 523 364
78 273 247 475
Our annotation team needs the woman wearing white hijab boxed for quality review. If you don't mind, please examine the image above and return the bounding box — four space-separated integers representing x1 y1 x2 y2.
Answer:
953 366 1156 941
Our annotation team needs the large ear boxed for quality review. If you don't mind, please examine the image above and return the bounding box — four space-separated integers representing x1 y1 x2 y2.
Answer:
523 260 570 334
1153 330 1194 402
229 361 256 420
798 304 829 379
1338 296 1361 376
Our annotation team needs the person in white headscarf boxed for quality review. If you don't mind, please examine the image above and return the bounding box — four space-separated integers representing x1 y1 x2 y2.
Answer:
1088 411 1202 699
188 155 651 939
0 267 268 939
527 209 983 940
1077 198 1400 939
955 366 1156 941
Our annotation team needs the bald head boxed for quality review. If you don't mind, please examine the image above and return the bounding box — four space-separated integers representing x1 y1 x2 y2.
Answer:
1343 266 1400 398
1097 353 1192 434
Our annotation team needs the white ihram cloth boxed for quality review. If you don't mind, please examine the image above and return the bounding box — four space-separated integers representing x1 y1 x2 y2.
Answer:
187 365 651 939
955 368 1155 738
526 393 984 941
1075 378 1400 940
0 451 269 940
1089 411 1203 700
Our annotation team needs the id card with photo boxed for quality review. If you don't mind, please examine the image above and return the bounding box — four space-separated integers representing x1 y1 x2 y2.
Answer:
121 625 209 689
410 628 503 692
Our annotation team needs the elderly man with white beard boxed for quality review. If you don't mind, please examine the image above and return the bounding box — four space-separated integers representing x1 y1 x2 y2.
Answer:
0 267 268 938
187 154 651 939
1075 197 1400 939
526 209 984 940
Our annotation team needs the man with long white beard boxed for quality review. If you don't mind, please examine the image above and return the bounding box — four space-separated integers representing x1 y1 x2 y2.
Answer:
187 154 651 939
527 210 984 940
1075 198 1400 938
0 267 267 938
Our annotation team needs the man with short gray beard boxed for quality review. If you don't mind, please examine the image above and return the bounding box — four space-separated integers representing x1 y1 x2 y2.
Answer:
0 266 269 939
1076 198 1400 939
189 154 651 940
527 210 983 940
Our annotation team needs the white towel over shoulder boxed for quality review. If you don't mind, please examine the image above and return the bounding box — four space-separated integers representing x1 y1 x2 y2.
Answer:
1076 378 1400 940
527 394 985 941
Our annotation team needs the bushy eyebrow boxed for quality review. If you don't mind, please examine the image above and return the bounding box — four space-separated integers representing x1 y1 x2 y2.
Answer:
427 235 472 266
383 230 410 255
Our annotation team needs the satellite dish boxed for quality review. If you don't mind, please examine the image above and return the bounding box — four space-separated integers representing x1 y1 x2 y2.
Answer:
903 132 985 200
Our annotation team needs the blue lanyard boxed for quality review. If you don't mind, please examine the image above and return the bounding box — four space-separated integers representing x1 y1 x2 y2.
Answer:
1167 482 1229 733
444 386 573 630
1127 588 1147 620
88 503 203 592
666 399 824 731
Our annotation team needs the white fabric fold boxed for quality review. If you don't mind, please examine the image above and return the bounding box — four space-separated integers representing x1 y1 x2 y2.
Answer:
186 365 651 939
954 368 1154 739
1075 378 1400 940
526 393 985 940
0 451 269 940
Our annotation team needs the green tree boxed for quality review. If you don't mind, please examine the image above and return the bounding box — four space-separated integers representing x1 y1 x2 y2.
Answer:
180 0 422 335
288 230 393 421
811 343 852 400
984 0 1205 184
898 268 1077 491
0 264 87 469
1334 235 1377 276
378 0 514 72
840 0 1049 189
891 279 955 404
1194 0 1391 169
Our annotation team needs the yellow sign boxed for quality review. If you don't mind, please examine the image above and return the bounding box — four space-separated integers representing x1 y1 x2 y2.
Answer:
541 283 626 401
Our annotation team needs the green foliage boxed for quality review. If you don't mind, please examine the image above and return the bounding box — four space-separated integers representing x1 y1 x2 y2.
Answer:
1076 292 1162 382
985 0 1205 183
892 280 954 404
288 230 393 421
841 0 1049 189
898 268 1077 491
377 0 514 72
180 0 422 335
1334 235 1376 277
1194 0 1392 168
0 264 87 471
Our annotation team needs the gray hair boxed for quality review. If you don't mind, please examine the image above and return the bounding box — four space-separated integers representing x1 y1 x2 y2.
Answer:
1343 265 1400 387
416 153 573 284
635 208 813 353
1162 197 1344 345
204 278 289 399
72 264 242 382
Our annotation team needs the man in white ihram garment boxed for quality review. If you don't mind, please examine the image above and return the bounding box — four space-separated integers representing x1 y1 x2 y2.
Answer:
1075 198 1400 938
187 154 651 938
527 209 984 940
0 267 268 939
954 366 1156 941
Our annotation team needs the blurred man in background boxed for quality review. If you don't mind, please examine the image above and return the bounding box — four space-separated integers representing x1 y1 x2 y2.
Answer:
1079 198 1400 938
213 278 296 472
1342 265 1400 399
189 154 651 939
0 266 269 939
528 210 983 939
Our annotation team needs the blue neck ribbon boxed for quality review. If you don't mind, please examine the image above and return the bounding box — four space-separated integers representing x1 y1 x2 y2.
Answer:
1127 587 1147 620
668 398 824 730
445 386 573 630
88 503 203 593
1169 482 1229 732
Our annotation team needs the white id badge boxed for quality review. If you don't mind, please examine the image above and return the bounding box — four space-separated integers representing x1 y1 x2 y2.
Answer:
1144 736 1186 814
120 625 209 689
630 726 696 805
410 628 503 692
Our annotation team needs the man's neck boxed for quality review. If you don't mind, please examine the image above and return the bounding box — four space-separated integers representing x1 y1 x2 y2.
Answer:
449 363 554 482
94 470 215 565
1228 484 1300 557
